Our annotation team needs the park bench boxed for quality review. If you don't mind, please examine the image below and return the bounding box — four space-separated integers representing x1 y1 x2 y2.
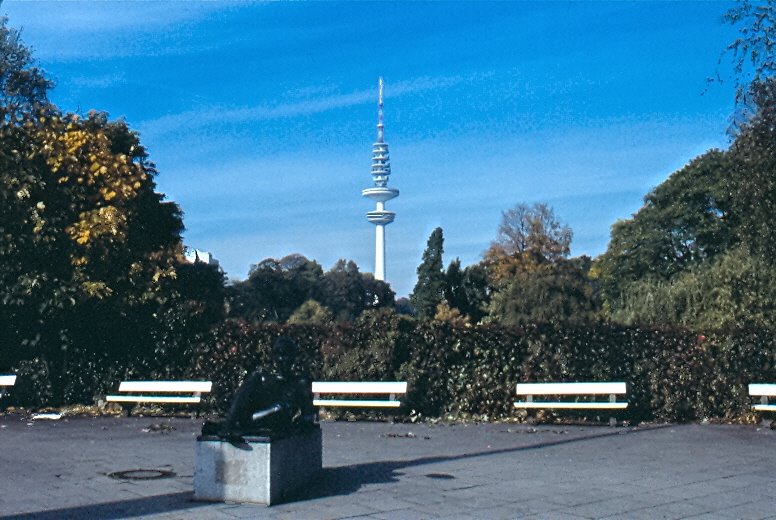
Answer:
106 380 212 416
748 383 776 413
0 374 16 400
514 382 628 425
312 381 407 409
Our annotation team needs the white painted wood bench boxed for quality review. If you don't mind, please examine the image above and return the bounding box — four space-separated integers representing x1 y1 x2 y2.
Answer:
0 374 16 400
312 381 407 409
749 383 776 413
106 380 212 416
514 382 628 425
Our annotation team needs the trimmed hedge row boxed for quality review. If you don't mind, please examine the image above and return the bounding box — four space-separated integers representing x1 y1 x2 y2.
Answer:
7 314 776 423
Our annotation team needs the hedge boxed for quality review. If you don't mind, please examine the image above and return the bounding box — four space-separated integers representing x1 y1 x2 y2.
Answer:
5 313 776 423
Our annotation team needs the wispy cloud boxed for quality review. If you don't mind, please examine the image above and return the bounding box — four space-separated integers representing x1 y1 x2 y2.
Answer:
2 1 252 60
139 73 487 138
5 1 246 34
68 71 127 89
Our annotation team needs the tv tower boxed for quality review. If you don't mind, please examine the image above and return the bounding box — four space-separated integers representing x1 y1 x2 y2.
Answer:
362 77 399 281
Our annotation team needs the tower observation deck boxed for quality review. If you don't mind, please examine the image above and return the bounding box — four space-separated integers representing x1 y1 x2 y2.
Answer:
362 77 399 281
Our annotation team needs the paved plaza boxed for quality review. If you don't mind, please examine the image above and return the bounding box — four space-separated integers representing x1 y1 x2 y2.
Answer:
0 414 775 519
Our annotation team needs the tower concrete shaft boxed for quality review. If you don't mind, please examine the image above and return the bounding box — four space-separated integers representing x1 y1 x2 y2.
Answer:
362 77 398 281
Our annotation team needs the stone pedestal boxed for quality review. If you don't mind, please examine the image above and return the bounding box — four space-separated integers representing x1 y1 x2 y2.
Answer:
194 427 322 505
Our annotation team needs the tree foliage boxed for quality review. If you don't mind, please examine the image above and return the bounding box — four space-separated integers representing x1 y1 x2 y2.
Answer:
228 256 394 324
410 227 446 319
594 150 733 305
0 20 224 396
487 257 597 327
722 0 776 105
316 259 394 322
597 76 776 327
0 16 52 121
477 202 597 326
228 254 323 323
492 202 572 262
727 78 776 260
288 299 334 325
607 247 776 330
1 110 187 366
444 259 489 324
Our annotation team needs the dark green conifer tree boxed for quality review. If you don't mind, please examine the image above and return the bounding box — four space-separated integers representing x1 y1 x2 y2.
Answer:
410 227 445 319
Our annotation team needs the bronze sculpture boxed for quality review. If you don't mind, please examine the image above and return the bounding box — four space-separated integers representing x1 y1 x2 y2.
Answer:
202 336 316 440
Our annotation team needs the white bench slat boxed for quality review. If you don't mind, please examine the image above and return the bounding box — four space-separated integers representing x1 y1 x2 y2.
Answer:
0 375 17 387
312 381 407 409
117 381 212 393
105 395 202 404
516 382 627 395
753 404 776 412
312 381 407 394
313 399 402 408
514 401 629 410
748 384 776 397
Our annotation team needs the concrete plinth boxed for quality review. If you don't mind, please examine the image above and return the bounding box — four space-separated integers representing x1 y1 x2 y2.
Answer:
194 427 322 505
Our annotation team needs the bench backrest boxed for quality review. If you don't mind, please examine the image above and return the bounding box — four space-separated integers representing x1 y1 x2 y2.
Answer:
117 381 212 393
748 383 776 397
0 374 16 387
312 381 407 394
516 382 627 395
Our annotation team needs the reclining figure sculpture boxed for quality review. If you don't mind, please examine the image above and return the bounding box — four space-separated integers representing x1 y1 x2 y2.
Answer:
202 336 316 440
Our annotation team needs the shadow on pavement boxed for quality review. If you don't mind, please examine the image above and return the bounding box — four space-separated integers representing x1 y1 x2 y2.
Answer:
0 491 211 520
0 424 670 515
293 424 669 503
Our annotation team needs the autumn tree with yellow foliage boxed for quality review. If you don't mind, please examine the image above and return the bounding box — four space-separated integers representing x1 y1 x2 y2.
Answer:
0 18 224 404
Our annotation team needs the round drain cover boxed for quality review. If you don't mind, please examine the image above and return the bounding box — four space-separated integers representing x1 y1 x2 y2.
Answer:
108 469 176 480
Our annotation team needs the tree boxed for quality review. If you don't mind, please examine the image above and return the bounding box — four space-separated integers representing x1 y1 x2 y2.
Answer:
443 259 465 315
595 79 776 327
608 246 776 330
593 4 776 328
492 202 572 262
410 227 445 319
594 150 733 307
486 257 597 327
482 202 572 293
0 16 52 121
477 202 592 325
316 259 394 322
434 300 469 326
721 0 776 106
228 256 394 324
228 254 323 323
444 259 489 324
288 299 334 325
727 78 776 261
0 17 225 403
1 109 191 365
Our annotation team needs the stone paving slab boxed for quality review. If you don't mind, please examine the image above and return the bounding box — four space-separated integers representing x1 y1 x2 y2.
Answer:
0 414 775 519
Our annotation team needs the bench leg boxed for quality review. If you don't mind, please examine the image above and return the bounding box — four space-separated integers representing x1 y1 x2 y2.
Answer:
121 405 132 418
608 394 618 427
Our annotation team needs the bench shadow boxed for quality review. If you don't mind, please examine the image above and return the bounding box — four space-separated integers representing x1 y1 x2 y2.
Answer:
291 424 669 503
0 491 212 520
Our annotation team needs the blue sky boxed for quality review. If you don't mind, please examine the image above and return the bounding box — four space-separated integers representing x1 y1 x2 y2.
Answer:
3 1 739 296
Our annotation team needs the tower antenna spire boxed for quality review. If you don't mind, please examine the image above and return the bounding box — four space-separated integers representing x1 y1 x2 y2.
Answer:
377 76 385 143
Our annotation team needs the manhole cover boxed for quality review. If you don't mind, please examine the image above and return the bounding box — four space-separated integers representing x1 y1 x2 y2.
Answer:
108 469 176 480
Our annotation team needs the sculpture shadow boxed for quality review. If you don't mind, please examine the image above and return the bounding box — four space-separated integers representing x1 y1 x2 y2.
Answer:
291 425 668 503
0 492 210 520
